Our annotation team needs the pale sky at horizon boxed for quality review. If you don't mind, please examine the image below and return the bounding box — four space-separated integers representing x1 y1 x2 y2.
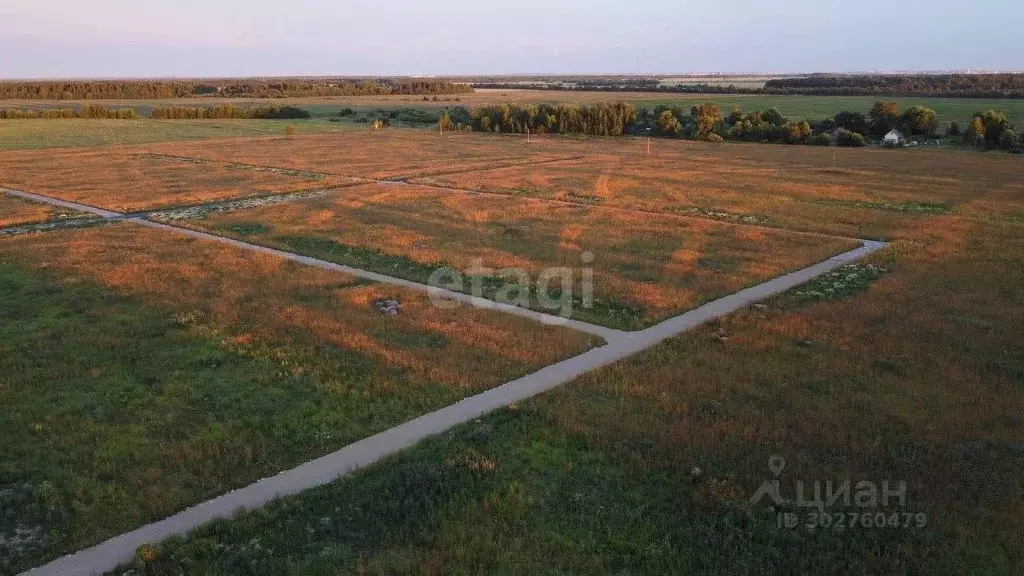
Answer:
1 0 1021 79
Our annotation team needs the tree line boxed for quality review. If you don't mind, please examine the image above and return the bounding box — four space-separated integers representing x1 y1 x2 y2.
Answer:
150 105 310 119
462 103 638 136
764 74 1024 98
451 101 1021 152
474 73 1024 99
0 105 139 119
0 79 473 100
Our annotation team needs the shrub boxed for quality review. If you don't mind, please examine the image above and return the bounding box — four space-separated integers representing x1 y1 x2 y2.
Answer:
337 108 356 117
246 106 310 120
999 129 1017 150
946 121 961 137
835 129 866 147
834 111 868 134
705 133 725 144
284 124 297 136
809 133 831 146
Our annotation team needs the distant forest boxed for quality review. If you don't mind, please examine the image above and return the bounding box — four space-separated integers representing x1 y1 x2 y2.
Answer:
474 74 1024 99
0 79 473 100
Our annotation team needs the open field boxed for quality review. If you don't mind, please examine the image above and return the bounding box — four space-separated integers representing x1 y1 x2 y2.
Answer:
0 192 87 227
0 147 356 212
163 181 857 329
411 137 1024 239
0 119 345 150
1 121 1021 575
117 194 1024 575
7 90 1023 127
143 130 579 180
0 223 595 573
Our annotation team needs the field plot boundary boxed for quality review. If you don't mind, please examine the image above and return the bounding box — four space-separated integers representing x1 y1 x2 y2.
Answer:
0 187 622 341
19 226 886 575
135 151 588 182
123 151 872 241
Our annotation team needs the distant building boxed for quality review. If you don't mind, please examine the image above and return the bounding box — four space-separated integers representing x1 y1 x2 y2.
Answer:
883 129 904 147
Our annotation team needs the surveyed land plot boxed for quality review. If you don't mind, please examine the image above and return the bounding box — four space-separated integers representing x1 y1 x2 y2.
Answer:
409 139 1024 239
95 180 1024 576
144 131 591 180
158 182 859 330
0 191 90 228
0 147 355 213
0 222 596 573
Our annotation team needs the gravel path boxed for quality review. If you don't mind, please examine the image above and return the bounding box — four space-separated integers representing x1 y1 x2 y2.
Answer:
6 186 886 576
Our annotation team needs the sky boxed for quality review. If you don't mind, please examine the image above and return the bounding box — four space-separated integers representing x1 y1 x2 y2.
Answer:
1 0 1021 78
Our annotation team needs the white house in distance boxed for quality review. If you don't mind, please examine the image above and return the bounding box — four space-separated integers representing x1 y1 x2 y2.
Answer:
883 129 904 147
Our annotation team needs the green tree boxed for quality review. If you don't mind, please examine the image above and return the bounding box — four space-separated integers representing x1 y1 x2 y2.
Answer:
834 111 867 134
693 102 722 140
761 107 787 126
964 117 986 147
976 110 1010 143
655 110 681 135
868 101 900 136
901 106 937 135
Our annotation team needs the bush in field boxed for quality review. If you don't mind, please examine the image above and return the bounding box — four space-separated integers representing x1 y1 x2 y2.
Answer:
973 110 1012 144
705 133 725 144
963 116 987 147
284 124 297 136
999 129 1017 150
946 121 961 137
783 121 813 144
760 107 787 126
438 113 456 132
834 111 868 135
835 129 866 147
246 106 311 120
809 133 831 146
655 110 681 135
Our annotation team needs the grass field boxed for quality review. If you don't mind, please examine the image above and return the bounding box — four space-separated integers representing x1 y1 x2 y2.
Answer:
144 130 578 180
115 171 1024 576
0 223 595 573
0 192 87 227
1 120 1021 575
411 137 1024 239
0 147 358 212
162 181 857 329
0 119 343 150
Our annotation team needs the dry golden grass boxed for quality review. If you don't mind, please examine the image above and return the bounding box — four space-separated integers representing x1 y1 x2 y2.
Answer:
0 192 77 227
540 212 1024 563
172 182 857 328
0 222 594 389
0 148 348 212
145 131 582 180
410 138 1024 239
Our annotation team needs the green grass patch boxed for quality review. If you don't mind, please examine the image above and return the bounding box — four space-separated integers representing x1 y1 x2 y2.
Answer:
0 120 344 150
117 398 986 576
0 262 498 572
790 263 888 303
